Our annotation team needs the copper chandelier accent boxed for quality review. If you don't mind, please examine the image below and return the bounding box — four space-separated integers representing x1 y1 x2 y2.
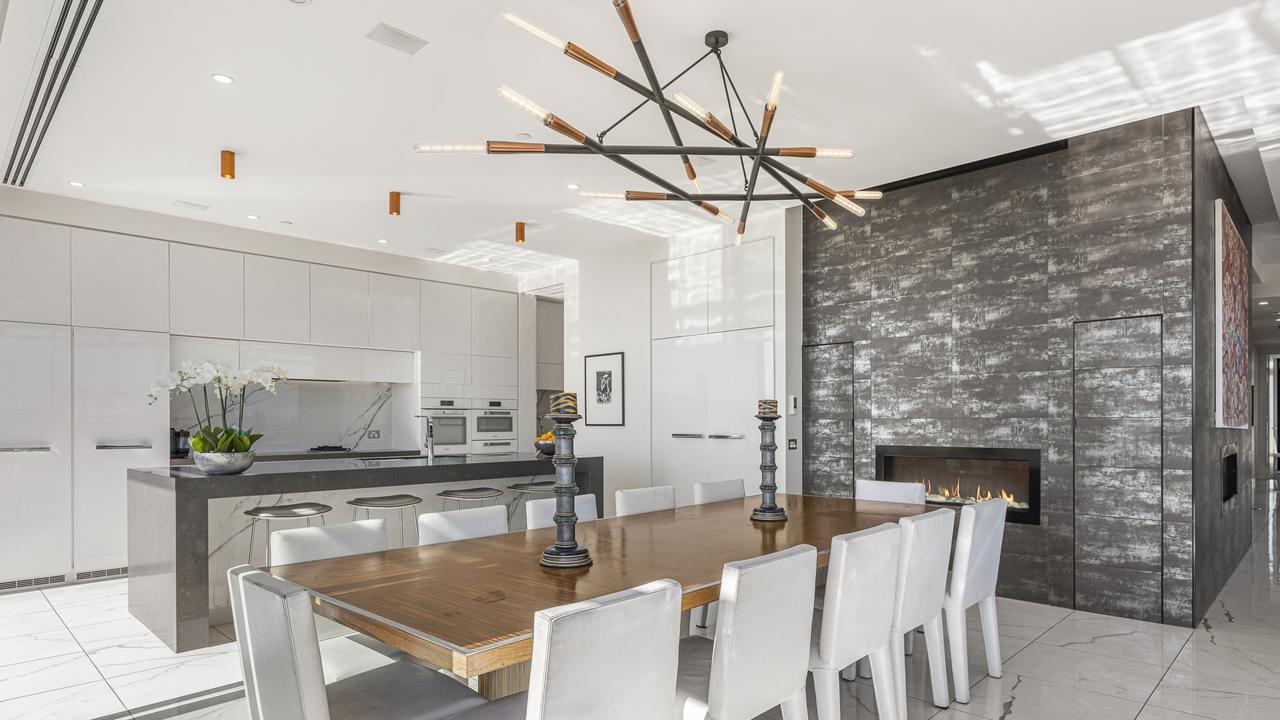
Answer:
418 1 878 239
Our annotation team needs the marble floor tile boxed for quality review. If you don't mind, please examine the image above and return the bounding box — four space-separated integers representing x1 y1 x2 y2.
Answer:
105 650 242 710
754 672 946 720
130 692 247 720
1172 635 1280 689
967 597 1071 641
933 673 1144 720
1035 610 1190 667
1147 665 1280 720
72 616 239 679
1135 707 1218 720
0 590 52 617
0 609 70 642
41 578 127 609
876 630 1032 703
44 581 133 630
0 652 102 703
0 680 130 720
1001 642 1167 703
0 625 82 666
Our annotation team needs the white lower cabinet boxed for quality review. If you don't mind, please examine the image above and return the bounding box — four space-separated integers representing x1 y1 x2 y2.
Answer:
652 327 773 506
72 327 169 573
0 322 72 583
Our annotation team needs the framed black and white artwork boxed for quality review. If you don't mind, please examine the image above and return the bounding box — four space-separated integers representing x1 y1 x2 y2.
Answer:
583 352 624 426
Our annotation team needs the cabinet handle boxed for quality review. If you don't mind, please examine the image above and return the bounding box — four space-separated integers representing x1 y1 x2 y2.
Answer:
96 443 153 450
671 433 705 439
0 446 52 453
708 434 746 440
482 441 512 447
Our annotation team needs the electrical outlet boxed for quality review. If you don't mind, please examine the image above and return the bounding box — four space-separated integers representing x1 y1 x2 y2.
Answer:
366 430 381 440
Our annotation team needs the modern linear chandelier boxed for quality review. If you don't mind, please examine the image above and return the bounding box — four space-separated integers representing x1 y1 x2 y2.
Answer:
415 0 880 241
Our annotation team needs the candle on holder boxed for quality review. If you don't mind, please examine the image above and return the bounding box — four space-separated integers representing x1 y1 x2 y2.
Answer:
550 391 579 417
757 399 779 417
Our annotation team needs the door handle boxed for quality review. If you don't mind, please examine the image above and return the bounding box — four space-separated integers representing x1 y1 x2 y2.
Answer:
671 433 705 439
708 434 745 440
96 443 153 450
0 446 52 453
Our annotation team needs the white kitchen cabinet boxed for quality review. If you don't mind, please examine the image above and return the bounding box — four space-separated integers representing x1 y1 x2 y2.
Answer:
421 351 470 398
244 256 309 343
537 362 564 391
369 273 420 350
72 327 169 573
471 288 517 358
170 336 240 372
362 349 416 383
241 341 362 382
708 238 774 333
0 322 72 583
0 217 71 325
310 265 369 347
471 355 518 399
421 281 471 354
536 299 564 365
169 245 244 338
650 252 709 339
71 228 169 332
651 327 773 506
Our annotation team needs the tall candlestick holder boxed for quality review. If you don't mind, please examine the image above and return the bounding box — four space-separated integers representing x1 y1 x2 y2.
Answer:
751 399 787 521
540 392 593 568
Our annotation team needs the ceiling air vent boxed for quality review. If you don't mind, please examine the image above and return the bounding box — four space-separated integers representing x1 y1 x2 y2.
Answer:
172 200 210 211
366 23 427 56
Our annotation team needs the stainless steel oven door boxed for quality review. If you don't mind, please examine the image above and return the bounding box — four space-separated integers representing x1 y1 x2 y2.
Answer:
469 409 516 441
424 409 469 455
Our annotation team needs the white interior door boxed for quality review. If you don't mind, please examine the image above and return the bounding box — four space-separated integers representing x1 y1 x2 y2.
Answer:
0 322 72 582
651 335 710 506
705 327 775 498
72 327 169 572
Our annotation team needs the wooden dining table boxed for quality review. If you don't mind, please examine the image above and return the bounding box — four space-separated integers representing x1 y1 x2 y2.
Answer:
269 493 929 698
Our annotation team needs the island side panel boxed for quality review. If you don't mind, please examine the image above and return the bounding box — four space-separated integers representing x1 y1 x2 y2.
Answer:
127 470 179 649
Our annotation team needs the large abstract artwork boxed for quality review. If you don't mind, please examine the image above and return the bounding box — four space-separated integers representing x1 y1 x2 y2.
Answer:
1215 199 1249 429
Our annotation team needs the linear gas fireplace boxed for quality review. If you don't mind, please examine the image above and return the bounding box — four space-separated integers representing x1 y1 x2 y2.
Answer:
875 445 1041 525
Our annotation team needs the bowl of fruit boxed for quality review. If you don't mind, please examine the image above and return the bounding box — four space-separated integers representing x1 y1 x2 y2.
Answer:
534 432 555 456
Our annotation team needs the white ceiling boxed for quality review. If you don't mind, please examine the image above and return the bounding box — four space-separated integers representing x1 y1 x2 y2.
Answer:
2 0 1280 272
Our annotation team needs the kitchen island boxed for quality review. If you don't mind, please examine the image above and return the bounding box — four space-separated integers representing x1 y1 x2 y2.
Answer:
126 453 603 653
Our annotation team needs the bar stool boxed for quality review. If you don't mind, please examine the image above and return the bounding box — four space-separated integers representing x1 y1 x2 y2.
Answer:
506 478 556 521
244 502 332 565
347 494 423 547
436 486 504 511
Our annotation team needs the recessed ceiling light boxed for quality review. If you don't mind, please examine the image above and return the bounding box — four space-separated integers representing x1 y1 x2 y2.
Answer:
67 180 84 188
246 214 260 221
280 220 293 225
378 239 388 244
567 183 580 190
1261 301 1270 305
515 132 532 140
211 73 235 85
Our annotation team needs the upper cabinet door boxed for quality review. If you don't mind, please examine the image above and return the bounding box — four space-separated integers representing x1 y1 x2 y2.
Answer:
244 256 309 343
369 273 420 351
0 217 70 325
421 281 471 354
650 252 709 340
708 238 774 334
170 336 240 372
536 300 564 365
71 228 169 332
310 266 369 347
471 288 517 358
169 245 244 338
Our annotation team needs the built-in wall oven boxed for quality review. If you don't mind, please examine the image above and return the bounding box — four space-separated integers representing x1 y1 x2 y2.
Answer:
420 398 470 456
469 400 517 454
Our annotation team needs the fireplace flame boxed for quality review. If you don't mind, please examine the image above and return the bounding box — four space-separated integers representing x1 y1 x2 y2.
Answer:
920 475 1027 510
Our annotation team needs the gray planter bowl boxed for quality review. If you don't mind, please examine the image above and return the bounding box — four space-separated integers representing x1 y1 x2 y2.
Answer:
193 451 256 475
534 440 555 456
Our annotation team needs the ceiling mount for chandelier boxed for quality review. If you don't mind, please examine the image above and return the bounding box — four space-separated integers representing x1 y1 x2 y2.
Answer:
416 0 880 241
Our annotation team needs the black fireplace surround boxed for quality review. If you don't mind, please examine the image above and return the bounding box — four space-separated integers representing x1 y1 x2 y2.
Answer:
875 445 1041 525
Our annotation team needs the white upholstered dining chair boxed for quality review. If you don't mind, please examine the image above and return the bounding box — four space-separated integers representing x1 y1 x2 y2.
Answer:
944 498 1008 703
525 493 599 530
887 508 957 718
674 544 817 720
447 579 684 720
692 478 746 505
810 524 902 720
418 505 509 546
232 569 488 720
616 485 677 517
855 479 926 505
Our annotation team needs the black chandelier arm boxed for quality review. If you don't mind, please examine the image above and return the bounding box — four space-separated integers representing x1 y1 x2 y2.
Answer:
597 49 714 143
488 142 836 157
617 191 880 202
738 103 776 236
577 135 726 222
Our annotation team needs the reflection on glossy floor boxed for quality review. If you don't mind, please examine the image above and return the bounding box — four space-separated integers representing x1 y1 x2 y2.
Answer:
1 480 1276 719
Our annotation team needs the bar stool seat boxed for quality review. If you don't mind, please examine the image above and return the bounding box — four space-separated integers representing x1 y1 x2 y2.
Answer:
508 480 556 493
348 494 423 509
245 502 333 520
437 487 504 501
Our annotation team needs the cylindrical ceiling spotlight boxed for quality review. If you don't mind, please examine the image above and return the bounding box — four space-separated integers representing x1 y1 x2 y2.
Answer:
515 221 526 244
389 191 401 216
220 150 235 179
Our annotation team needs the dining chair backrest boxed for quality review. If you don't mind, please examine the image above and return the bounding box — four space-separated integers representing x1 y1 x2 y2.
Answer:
693 478 745 505
615 485 676 517
227 565 262 720
418 505 509 546
527 579 682 719
949 499 1008 609
893 508 956 632
526 493 599 530
856 479 926 505
268 519 387 566
708 544 817 720
817 524 902 669
239 570 331 720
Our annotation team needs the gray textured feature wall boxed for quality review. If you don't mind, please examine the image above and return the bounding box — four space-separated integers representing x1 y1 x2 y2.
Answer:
802 111 1199 623
1190 108 1254 620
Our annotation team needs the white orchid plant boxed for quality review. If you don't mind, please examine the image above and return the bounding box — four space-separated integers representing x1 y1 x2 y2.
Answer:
148 361 288 454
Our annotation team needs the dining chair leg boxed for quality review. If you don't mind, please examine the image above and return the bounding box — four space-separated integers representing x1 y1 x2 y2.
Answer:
780 687 809 720
978 595 1003 678
890 631 908 720
812 668 840 720
860 657 872 678
945 603 970 703
904 628 915 655
839 661 857 682
923 615 949 708
868 644 898 720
